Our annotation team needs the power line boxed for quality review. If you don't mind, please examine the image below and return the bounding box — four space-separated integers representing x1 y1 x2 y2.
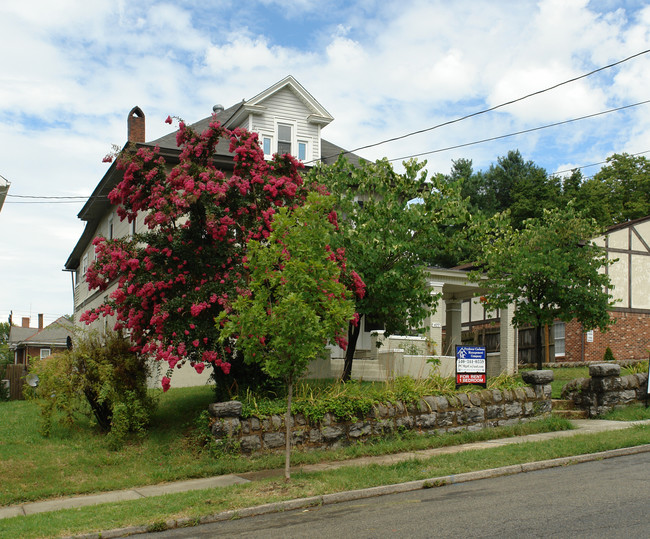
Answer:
312 48 650 164
387 99 650 163
550 149 650 177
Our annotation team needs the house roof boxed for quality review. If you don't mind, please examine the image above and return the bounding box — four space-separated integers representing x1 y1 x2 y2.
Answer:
65 77 361 271
604 214 650 234
8 317 74 349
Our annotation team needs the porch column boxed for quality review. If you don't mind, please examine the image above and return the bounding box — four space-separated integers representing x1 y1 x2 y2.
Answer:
444 299 462 356
498 304 517 375
425 281 444 355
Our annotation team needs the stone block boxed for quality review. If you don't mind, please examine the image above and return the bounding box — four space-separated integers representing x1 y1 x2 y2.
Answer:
514 388 527 401
460 407 485 425
240 435 261 453
263 432 285 449
208 401 243 418
589 363 620 377
211 417 241 438
396 416 414 430
418 396 438 413
491 390 504 403
437 411 456 427
521 370 554 385
456 393 471 407
372 419 393 435
349 422 372 439
309 428 323 443
469 392 482 407
249 417 261 431
504 402 522 418
433 396 449 411
486 404 504 419
322 425 345 442
415 413 437 429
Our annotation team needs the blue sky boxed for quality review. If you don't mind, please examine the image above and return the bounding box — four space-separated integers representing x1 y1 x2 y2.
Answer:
1 0 650 325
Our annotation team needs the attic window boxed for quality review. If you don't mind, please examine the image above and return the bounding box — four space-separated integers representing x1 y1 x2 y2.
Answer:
277 124 292 155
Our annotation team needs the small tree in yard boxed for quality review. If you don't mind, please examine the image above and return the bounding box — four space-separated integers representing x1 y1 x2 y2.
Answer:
217 193 359 479
472 207 615 369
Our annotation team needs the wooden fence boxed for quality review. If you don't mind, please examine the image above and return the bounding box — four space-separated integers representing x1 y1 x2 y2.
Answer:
4 364 27 400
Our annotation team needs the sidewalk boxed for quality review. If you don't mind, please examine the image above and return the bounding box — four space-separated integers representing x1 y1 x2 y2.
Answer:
2 419 649 523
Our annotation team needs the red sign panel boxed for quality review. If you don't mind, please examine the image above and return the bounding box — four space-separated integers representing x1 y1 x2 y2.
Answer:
457 373 486 385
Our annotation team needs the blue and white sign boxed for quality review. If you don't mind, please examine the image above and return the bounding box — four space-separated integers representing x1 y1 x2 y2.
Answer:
456 345 487 387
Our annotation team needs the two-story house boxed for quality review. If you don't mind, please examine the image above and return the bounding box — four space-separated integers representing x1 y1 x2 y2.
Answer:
64 76 365 386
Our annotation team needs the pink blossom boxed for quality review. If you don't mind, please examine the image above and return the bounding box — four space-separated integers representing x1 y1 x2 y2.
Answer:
161 376 171 392
165 116 173 124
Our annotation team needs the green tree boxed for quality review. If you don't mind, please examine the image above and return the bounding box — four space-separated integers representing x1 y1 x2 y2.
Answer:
590 153 650 225
472 207 614 369
311 157 469 381
217 193 356 479
454 150 561 228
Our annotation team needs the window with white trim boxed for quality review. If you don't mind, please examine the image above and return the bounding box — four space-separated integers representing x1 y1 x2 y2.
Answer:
277 123 292 155
298 140 308 161
82 254 89 276
40 348 51 359
554 322 565 356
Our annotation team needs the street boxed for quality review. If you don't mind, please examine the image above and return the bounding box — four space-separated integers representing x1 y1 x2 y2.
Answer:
141 452 650 538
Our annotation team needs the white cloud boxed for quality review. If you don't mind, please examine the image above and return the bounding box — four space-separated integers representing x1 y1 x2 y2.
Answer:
2 0 650 318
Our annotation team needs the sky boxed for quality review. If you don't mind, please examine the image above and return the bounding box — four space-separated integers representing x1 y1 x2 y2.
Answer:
1 0 650 327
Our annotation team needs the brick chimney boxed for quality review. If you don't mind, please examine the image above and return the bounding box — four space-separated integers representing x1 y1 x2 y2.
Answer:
127 106 145 144
22 317 30 328
38 314 44 330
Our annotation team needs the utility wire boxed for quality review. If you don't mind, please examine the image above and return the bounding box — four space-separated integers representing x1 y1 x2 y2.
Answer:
387 99 650 163
311 48 650 164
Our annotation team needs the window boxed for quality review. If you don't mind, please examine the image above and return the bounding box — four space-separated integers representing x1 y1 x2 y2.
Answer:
130 214 137 236
82 254 89 276
263 137 271 156
554 322 565 356
40 348 51 359
277 124 292 155
298 141 307 161
108 215 114 240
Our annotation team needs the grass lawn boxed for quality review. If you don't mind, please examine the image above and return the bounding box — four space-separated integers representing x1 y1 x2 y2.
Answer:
2 382 566 508
1 423 648 539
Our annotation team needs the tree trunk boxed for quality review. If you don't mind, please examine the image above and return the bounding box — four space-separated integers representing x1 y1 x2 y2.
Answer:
535 323 543 370
284 377 292 481
341 321 361 382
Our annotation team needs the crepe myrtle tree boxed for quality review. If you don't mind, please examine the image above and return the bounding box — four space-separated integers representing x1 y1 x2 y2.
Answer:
471 207 615 369
217 193 361 479
82 116 310 393
310 156 470 381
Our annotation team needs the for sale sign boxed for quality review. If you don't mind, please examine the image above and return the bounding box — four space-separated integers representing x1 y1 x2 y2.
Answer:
456 345 487 388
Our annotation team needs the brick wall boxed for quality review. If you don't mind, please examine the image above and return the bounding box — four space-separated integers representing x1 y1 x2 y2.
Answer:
561 312 650 363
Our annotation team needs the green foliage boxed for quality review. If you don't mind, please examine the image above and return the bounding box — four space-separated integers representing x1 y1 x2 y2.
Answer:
472 206 615 368
311 156 470 378
0 321 11 371
622 360 649 375
26 330 156 448
603 347 616 362
218 193 356 383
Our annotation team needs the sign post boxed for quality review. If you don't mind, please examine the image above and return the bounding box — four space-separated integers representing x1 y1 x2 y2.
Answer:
456 345 487 388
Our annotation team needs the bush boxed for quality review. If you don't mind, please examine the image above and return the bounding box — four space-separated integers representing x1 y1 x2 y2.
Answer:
603 347 616 362
26 330 156 449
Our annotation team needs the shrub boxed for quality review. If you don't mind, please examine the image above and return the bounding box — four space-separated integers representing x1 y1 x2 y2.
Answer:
26 330 156 448
603 347 615 362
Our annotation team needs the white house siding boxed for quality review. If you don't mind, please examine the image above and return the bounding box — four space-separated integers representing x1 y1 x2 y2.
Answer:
248 87 321 162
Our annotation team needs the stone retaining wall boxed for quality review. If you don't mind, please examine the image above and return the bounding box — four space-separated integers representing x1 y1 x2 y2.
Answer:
561 363 649 418
208 371 554 454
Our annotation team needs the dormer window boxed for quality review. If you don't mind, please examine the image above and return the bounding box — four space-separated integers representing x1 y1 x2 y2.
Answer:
277 123 292 155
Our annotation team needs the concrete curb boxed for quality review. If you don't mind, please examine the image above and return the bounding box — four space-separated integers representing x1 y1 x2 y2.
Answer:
67 443 650 539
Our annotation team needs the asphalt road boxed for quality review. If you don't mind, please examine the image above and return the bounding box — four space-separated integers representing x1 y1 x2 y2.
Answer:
140 452 650 538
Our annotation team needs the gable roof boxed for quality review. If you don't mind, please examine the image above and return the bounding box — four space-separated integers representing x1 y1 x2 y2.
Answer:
65 77 361 271
8 317 73 349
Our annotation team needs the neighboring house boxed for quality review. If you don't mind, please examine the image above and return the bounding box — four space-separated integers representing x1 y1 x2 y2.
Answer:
460 215 650 364
63 76 364 386
8 315 73 365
